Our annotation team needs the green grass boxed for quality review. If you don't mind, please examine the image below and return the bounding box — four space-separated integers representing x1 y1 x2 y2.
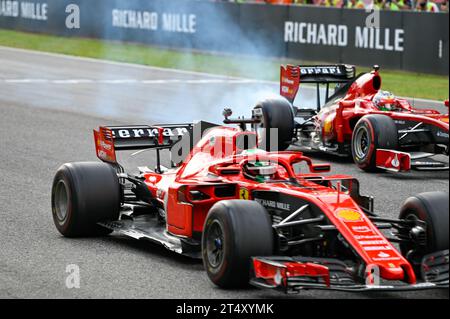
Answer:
0 29 448 100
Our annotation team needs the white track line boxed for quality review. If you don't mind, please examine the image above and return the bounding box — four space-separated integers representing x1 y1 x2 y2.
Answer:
0 45 250 80
0 78 269 85
402 96 446 105
4 79 49 83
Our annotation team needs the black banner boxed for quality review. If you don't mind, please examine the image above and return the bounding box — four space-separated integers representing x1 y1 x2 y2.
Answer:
0 299 448 316
0 0 448 75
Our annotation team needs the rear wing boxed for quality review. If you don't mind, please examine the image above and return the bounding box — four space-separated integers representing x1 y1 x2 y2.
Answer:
94 121 218 166
280 64 356 103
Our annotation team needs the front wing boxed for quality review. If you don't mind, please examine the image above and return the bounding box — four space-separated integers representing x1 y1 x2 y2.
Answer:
250 250 449 293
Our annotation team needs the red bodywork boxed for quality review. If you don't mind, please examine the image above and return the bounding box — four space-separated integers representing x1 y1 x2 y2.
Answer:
96 125 416 285
89 67 448 291
376 149 411 172
280 65 449 151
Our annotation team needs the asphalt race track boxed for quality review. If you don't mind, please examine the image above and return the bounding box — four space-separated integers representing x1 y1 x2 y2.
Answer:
0 46 448 299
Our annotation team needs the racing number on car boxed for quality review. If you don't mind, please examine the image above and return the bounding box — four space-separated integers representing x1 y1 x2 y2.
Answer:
239 188 250 200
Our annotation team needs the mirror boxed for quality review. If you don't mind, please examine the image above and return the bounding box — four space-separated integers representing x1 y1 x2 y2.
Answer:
309 164 331 173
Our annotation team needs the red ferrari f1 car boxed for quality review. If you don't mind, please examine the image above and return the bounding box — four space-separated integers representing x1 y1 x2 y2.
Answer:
51 120 448 293
235 64 449 172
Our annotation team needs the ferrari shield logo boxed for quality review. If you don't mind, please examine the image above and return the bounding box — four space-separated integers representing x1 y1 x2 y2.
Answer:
239 188 250 200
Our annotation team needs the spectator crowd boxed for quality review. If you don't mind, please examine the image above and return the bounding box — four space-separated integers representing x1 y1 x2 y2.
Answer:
216 0 448 12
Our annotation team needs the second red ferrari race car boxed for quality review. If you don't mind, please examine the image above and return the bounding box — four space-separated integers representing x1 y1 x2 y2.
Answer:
233 64 449 173
51 121 449 293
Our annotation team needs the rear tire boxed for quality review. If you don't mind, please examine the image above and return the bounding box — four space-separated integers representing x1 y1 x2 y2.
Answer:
202 200 274 288
399 192 449 273
253 98 295 151
351 114 398 172
51 162 121 237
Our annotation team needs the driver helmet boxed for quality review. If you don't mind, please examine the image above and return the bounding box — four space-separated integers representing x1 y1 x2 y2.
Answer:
243 161 277 182
373 91 397 111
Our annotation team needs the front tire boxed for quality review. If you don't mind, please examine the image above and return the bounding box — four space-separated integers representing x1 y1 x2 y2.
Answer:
202 200 274 288
399 192 449 273
51 162 121 237
351 114 398 172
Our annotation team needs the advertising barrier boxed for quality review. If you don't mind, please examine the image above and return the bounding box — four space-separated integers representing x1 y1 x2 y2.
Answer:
0 0 448 74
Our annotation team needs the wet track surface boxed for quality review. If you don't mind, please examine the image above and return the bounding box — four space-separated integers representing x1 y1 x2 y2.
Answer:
0 46 448 299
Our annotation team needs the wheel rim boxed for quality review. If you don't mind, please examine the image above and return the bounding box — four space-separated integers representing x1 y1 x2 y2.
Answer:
205 220 225 269
54 180 69 222
354 126 371 159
